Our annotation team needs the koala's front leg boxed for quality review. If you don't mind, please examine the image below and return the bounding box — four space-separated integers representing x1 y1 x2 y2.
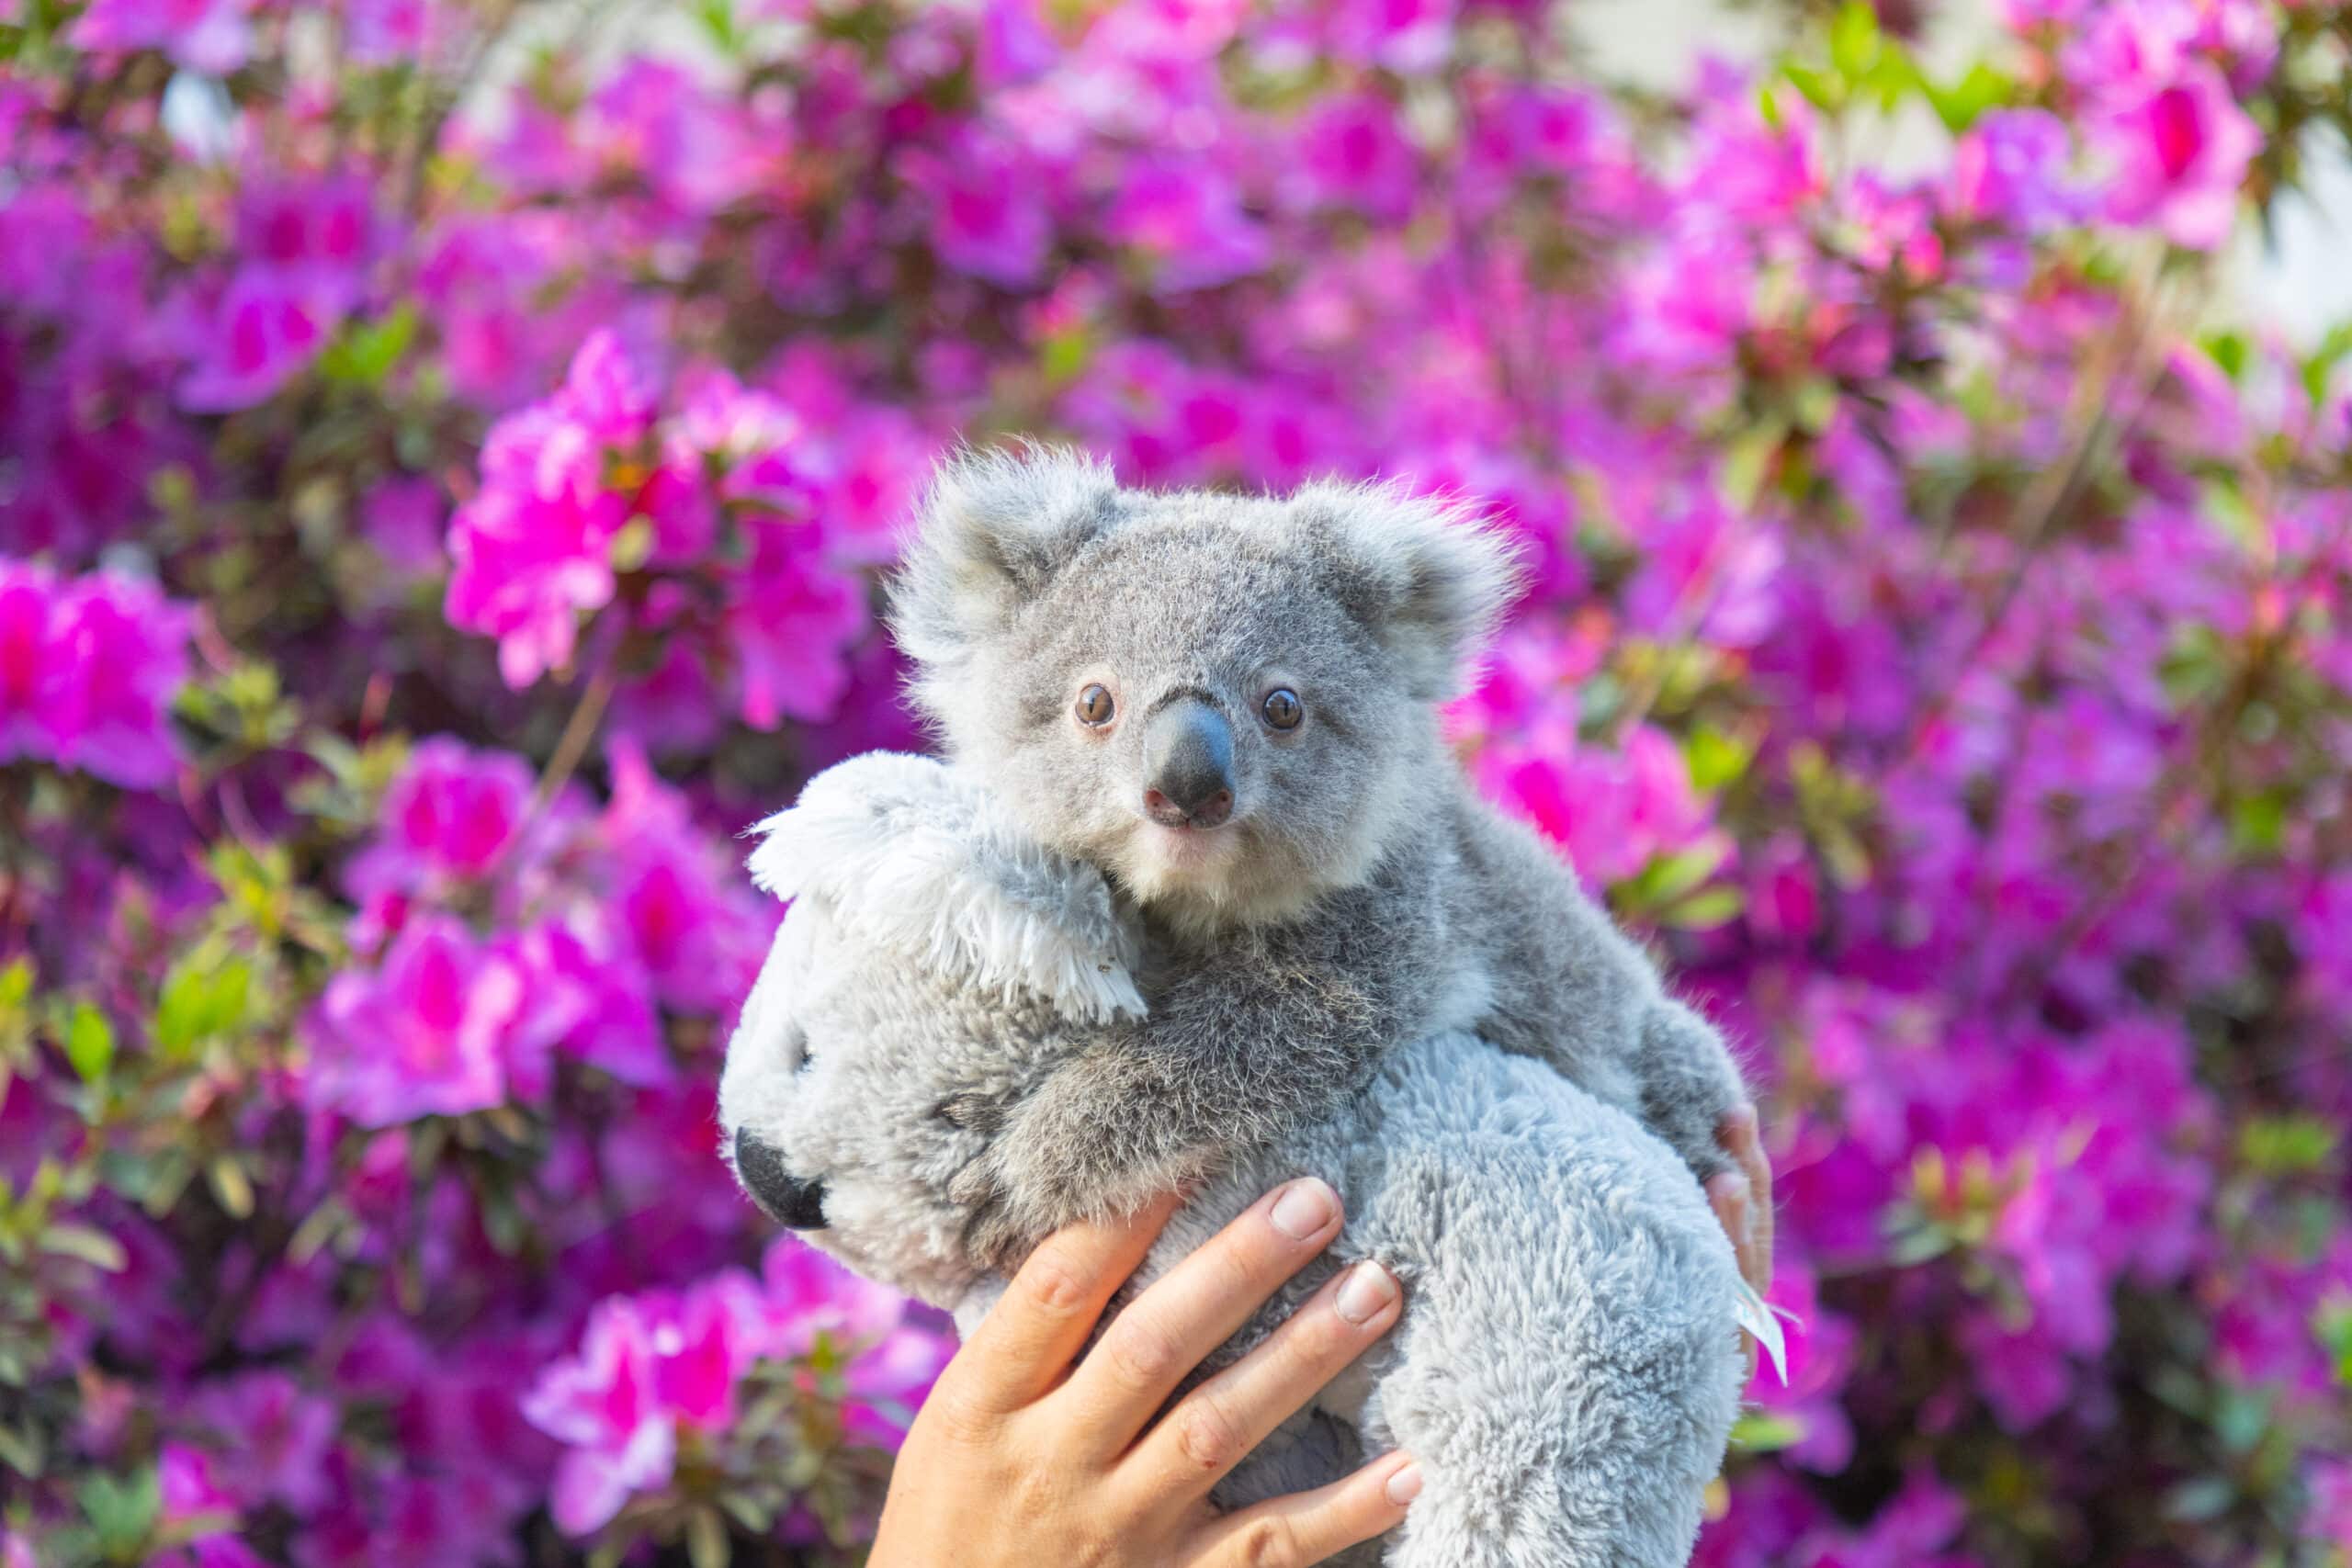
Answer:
1635 996 1747 1186
958 931 1403 1269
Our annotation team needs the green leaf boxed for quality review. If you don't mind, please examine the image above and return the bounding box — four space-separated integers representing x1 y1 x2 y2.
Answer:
41 1221 129 1273
1684 725 1754 794
2203 330 2250 382
686 1506 730 1568
321 304 419 387
0 1419 43 1478
155 954 255 1057
2229 792 2287 855
1829 1 1881 81
2239 1114 2338 1174
1924 62 2016 134
610 517 655 573
1631 840 1733 908
1780 63 1837 115
1662 886 1747 931
1729 1410 1805 1451
80 1466 161 1555
0 956 32 1010
207 1157 255 1222
64 1003 114 1085
2163 1475 2235 1522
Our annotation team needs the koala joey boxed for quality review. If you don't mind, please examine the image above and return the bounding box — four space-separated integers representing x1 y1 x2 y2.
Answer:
718 751 1745 1568
876 446 1749 1262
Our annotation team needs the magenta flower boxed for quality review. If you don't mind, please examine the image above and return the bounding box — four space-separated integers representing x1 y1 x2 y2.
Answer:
595 740 774 1013
1948 110 2086 233
897 127 1056 288
1324 0 1459 74
301 916 526 1126
444 408 629 688
521 1297 678 1536
177 271 340 412
345 737 538 930
1287 92 1419 226
69 0 253 73
0 564 192 790
188 1371 338 1513
359 475 448 578
2093 60 2258 249
1102 156 1272 294
725 521 870 729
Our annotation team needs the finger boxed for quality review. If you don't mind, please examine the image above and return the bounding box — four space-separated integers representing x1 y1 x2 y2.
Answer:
949 1190 1183 1416
1733 1104 1775 1291
1193 1450 1421 1568
1706 1169 1752 1282
1121 1258 1403 1514
1057 1178 1345 1455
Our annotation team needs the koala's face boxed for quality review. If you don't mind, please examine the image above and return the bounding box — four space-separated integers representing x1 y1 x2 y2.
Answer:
891 450 1521 931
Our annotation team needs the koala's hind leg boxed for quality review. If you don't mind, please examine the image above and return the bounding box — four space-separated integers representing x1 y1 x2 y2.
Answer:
1344 1092 1744 1565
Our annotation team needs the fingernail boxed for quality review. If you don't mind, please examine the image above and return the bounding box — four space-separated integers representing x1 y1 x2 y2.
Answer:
1733 1102 1759 1134
1336 1260 1398 1325
1268 1178 1338 1241
1385 1461 1423 1506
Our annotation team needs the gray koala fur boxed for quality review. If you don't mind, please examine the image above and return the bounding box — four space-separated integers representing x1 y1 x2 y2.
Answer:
876 446 1749 1268
718 751 1747 1567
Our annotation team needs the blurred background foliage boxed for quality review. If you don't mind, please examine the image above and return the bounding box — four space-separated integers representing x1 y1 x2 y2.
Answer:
2 0 2351 1563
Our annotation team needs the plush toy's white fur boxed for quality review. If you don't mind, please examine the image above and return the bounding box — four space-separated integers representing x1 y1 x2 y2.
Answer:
719 753 1747 1567
744 751 1145 1024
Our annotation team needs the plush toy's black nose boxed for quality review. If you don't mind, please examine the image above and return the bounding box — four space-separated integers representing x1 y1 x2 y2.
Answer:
734 1127 828 1230
1142 700 1235 829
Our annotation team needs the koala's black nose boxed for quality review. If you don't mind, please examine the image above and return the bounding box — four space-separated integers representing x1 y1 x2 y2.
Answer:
1142 700 1235 829
734 1127 829 1230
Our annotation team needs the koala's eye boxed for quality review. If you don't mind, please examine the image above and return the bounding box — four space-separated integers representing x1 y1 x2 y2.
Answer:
1261 688 1304 730
1076 684 1116 728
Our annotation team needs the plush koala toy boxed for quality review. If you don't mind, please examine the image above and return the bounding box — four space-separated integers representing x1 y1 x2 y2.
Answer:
860 447 1750 1268
718 750 1746 1567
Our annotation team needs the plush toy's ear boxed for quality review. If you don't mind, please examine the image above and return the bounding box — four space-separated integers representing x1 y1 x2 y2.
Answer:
887 444 1123 672
1290 479 1526 702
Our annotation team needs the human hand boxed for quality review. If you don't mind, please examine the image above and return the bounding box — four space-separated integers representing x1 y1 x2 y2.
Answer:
1704 1101 1775 1373
868 1179 1416 1567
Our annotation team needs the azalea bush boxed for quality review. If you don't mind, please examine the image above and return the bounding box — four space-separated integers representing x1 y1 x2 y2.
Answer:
4 0 2351 1562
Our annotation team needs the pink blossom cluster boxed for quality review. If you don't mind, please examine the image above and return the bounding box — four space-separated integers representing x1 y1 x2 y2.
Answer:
443 330 911 731
5 0 2352 1564
305 737 770 1122
0 561 191 788
523 1236 950 1535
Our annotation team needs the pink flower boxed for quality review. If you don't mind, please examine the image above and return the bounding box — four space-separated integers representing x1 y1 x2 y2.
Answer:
188 1371 338 1513
1948 109 2086 232
1287 92 1419 225
725 521 870 728
0 564 193 790
2093 60 2258 249
69 0 253 73
360 475 447 578
898 126 1056 288
158 1442 238 1531
521 1297 678 1535
345 737 538 927
444 409 629 687
301 916 527 1125
1325 0 1458 74
1102 156 1271 294
594 739 773 1013
177 270 341 412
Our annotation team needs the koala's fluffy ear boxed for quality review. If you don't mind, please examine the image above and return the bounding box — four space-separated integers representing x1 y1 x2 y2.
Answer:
1292 479 1526 701
888 444 1122 671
